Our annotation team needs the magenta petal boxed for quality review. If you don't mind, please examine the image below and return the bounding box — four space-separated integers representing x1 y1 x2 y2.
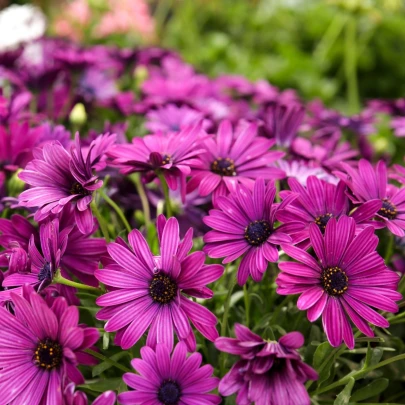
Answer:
322 297 343 347
297 287 324 311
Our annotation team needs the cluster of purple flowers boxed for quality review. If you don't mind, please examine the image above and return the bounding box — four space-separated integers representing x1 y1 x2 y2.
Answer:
0 35 404 404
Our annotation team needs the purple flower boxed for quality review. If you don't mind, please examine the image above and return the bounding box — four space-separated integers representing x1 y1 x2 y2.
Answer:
108 123 206 198
215 324 317 405
95 215 223 351
277 159 338 185
64 383 116 405
276 216 401 348
78 68 117 106
276 176 382 249
188 120 285 205
118 342 220 405
291 136 357 173
260 102 305 147
145 104 211 133
203 178 302 285
335 159 405 237
0 207 106 287
0 285 99 404
0 120 40 173
19 133 115 234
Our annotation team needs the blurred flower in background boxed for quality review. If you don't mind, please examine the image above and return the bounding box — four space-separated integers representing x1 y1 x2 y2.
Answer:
52 0 155 42
0 4 46 53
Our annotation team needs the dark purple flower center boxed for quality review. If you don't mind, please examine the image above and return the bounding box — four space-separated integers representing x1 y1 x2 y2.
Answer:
149 273 177 304
162 154 172 165
378 199 397 220
244 220 272 246
34 338 63 370
210 157 236 176
38 262 52 282
71 182 90 196
321 267 348 296
158 379 181 405
315 213 333 233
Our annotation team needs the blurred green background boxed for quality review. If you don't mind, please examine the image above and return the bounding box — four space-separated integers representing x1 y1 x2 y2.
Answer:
6 0 405 112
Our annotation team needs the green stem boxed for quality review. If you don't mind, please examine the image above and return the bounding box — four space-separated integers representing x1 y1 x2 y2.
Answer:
307 331 361 391
344 16 360 114
99 189 132 234
157 172 173 217
384 232 394 264
90 199 110 242
220 269 237 376
314 14 348 65
313 353 405 396
130 173 151 229
53 270 100 293
271 295 293 323
244 283 250 328
85 349 131 373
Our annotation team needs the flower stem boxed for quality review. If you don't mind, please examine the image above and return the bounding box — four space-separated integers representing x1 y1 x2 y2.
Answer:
157 172 173 217
130 173 151 229
313 353 405 396
85 348 131 373
243 283 250 328
344 16 360 114
90 199 110 242
307 330 361 391
384 231 394 264
99 189 132 234
220 267 236 376
53 270 100 293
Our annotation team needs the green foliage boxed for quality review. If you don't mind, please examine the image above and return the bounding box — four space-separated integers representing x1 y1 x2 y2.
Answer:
157 0 405 108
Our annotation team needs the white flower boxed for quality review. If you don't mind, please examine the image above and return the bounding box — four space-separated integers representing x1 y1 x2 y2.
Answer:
0 5 46 52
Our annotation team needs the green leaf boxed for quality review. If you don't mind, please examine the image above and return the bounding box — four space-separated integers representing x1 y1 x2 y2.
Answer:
79 378 122 392
102 332 110 350
350 378 389 402
334 377 355 405
313 341 335 384
92 352 129 377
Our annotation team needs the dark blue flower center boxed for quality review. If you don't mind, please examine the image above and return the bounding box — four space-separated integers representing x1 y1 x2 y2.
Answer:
244 220 272 246
158 379 181 405
321 267 348 296
71 182 90 196
149 273 177 304
162 154 172 165
211 157 236 176
378 199 397 220
34 338 63 370
38 262 52 282
315 213 333 233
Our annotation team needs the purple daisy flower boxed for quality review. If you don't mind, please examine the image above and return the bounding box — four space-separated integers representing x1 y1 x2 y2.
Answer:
118 342 221 405
95 215 223 351
2 218 69 292
335 159 405 237
0 285 99 405
215 324 317 405
188 120 285 205
260 101 305 148
0 207 106 287
145 104 212 134
18 133 116 234
64 383 116 405
277 159 338 185
276 176 383 249
108 123 206 198
276 216 401 348
203 178 303 285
